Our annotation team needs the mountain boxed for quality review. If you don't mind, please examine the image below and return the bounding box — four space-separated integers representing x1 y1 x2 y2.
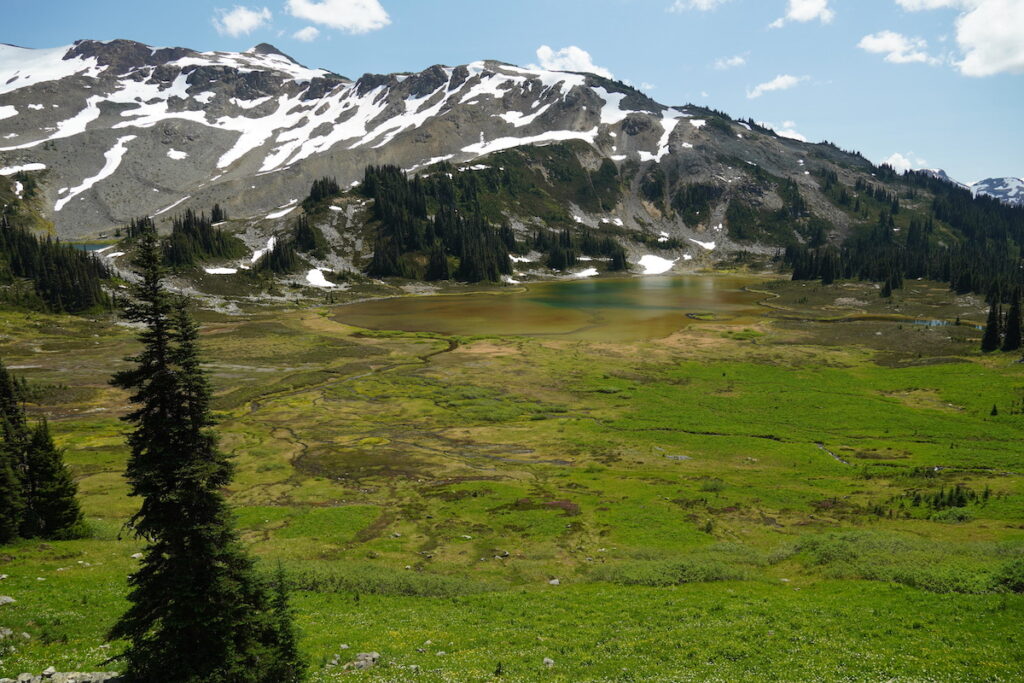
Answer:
918 169 968 189
971 177 1024 207
0 39 868 248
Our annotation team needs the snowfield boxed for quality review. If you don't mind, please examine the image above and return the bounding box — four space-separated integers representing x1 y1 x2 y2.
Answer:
637 255 677 275
305 268 336 288
0 162 46 175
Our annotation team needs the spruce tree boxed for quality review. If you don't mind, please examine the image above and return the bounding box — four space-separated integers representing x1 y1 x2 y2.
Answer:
1002 293 1021 352
19 419 85 539
981 303 1002 352
425 242 451 281
0 359 27 543
109 226 303 682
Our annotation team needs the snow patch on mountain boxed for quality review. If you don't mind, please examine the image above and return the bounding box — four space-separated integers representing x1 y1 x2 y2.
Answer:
306 268 336 287
0 96 103 151
0 162 46 175
0 44 102 96
55 134 136 211
463 128 599 156
638 255 677 275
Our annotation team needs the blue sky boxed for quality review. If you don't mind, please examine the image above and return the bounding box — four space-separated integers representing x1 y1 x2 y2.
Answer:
3 0 1022 182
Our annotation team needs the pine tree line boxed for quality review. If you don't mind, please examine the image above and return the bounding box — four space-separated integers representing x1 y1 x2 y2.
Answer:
786 169 1024 300
362 165 513 282
0 212 110 313
108 223 302 681
163 209 247 268
530 227 628 271
0 358 85 544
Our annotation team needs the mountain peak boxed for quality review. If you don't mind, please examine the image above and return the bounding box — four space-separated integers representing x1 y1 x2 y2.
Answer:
247 43 295 61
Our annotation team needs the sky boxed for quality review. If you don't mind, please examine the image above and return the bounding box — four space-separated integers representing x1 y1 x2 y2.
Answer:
3 0 1022 183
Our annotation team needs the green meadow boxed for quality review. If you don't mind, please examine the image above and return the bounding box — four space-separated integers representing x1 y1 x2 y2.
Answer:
1 277 1022 681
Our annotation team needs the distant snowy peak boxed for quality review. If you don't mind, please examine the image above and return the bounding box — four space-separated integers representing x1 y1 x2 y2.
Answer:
919 169 968 189
971 177 1024 207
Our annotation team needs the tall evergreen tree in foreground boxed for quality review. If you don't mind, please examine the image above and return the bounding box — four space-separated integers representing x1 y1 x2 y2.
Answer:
109 225 303 682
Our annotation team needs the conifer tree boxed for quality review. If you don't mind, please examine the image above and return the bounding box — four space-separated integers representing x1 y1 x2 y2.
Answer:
18 419 85 539
981 303 1002 352
109 226 303 682
425 242 451 281
0 359 27 543
1002 293 1021 352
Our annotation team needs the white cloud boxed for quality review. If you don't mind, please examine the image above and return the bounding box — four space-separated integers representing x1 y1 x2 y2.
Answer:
534 45 614 79
894 0 1024 77
777 120 808 141
212 6 272 37
895 0 961 9
292 26 321 42
640 82 656 91
955 0 1024 76
285 0 390 34
881 152 928 173
757 120 809 141
746 74 807 98
858 30 939 64
668 0 732 10
770 0 835 28
714 54 746 69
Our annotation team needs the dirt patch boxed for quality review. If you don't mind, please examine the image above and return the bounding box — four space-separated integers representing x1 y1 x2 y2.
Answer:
882 389 965 413
455 341 522 357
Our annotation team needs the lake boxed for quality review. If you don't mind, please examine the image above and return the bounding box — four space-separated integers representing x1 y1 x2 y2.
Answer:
334 275 769 341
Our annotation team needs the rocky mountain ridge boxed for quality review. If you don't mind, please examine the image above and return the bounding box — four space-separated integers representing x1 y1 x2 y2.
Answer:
2 39 854 247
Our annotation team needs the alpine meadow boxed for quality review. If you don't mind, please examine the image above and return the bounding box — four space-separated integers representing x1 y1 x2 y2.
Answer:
1 1 1023 681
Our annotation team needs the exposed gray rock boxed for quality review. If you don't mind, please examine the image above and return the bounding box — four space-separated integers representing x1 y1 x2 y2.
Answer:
345 652 380 670
2 674 121 683
0 596 15 606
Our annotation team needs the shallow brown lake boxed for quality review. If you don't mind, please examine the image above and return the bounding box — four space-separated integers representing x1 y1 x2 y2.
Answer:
335 275 769 341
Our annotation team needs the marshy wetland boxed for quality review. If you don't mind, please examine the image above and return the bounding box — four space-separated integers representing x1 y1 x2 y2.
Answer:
1 276 1022 681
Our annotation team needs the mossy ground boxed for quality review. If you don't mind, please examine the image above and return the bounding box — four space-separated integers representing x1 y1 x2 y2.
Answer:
0 278 1022 681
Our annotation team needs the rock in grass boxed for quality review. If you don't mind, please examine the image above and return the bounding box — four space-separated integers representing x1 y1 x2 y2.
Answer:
543 657 555 668
0 596 14 606
548 578 560 586
346 652 380 670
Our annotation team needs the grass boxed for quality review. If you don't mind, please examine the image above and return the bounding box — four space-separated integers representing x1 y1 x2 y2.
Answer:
0 278 1022 679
